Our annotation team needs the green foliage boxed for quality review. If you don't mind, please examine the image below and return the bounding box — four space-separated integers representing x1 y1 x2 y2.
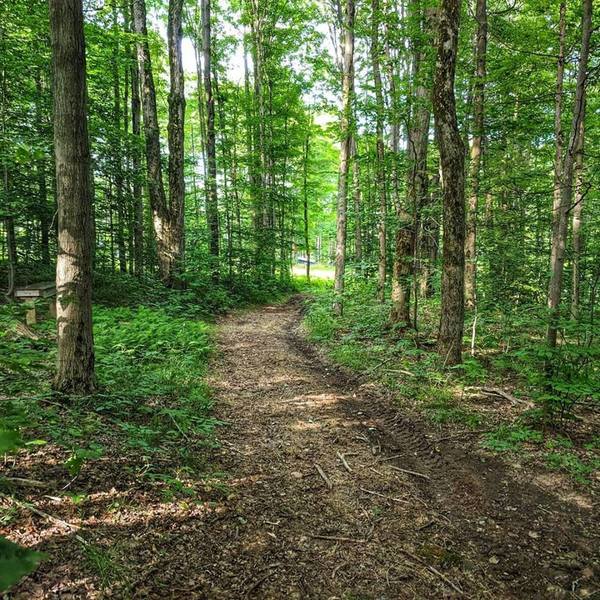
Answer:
482 425 543 453
546 452 600 485
0 536 44 593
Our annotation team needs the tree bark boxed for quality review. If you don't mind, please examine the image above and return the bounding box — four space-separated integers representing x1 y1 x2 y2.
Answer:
333 0 355 316
390 4 430 326
166 0 186 286
464 0 487 310
130 0 143 277
433 0 465 366
350 135 362 265
201 0 220 276
571 119 585 320
132 0 184 286
547 0 591 347
371 0 387 303
49 0 95 394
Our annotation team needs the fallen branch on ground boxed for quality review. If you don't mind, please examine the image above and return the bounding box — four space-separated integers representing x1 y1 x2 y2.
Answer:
387 465 431 480
314 463 332 489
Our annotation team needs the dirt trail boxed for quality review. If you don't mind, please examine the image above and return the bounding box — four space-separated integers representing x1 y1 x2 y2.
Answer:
193 298 598 599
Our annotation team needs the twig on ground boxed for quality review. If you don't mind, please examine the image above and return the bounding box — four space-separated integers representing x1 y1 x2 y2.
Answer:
379 453 404 462
0 477 46 488
336 451 352 473
311 534 366 543
387 465 431 480
1 492 87 545
314 463 332 489
360 487 410 504
398 548 463 594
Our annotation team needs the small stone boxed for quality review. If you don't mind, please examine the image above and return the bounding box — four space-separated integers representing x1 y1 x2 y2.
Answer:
528 531 540 539
291 471 303 479
489 556 500 564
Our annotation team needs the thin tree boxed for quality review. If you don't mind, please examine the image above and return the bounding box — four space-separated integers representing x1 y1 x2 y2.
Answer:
464 0 487 310
333 0 355 316
132 0 185 286
49 0 95 393
547 0 592 348
433 0 466 366
371 0 387 303
202 0 220 276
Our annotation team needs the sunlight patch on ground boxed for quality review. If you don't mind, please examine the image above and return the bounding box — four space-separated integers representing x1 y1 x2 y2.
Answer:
292 264 335 280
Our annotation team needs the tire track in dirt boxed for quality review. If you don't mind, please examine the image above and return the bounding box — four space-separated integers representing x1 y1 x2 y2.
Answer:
171 298 598 599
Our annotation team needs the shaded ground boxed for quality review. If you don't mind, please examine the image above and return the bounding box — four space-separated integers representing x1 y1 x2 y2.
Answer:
6 297 600 598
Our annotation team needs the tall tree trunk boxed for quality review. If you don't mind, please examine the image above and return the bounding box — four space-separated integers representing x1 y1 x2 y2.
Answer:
303 127 311 282
433 0 465 366
547 0 591 347
202 0 220 276
130 0 143 277
166 0 186 286
133 0 184 286
350 135 362 265
333 0 355 316
390 4 430 326
571 119 585 320
112 1 127 273
49 0 95 394
35 73 51 266
464 0 487 309
371 0 387 302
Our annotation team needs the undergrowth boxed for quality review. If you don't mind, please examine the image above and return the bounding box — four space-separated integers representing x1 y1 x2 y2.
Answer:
301 276 599 486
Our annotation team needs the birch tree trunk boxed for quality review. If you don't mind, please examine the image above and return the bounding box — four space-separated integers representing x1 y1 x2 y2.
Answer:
50 0 95 394
333 0 355 316
464 0 487 310
433 0 466 366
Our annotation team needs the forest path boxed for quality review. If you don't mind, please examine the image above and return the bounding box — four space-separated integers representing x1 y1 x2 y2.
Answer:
194 297 598 599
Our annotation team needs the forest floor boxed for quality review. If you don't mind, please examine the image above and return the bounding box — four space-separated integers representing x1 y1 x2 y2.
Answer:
7 296 600 598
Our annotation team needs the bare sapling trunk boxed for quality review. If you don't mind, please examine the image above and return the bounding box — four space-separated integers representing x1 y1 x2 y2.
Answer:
50 0 95 394
547 0 591 348
433 0 466 366
464 0 487 310
333 0 355 316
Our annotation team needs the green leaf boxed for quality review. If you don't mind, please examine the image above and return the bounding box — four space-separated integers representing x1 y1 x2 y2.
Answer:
0 430 22 454
0 535 44 592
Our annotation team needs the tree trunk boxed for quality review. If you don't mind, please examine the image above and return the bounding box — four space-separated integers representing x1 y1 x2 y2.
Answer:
111 1 127 274
571 119 585 320
130 0 143 277
464 0 487 310
49 0 95 394
201 0 220 276
333 0 355 316
166 0 186 286
433 0 465 366
371 0 387 303
303 127 311 282
547 0 591 347
390 4 430 327
133 0 183 286
350 136 362 265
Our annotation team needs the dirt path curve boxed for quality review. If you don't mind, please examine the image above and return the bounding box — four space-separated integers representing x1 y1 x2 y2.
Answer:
190 298 598 599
